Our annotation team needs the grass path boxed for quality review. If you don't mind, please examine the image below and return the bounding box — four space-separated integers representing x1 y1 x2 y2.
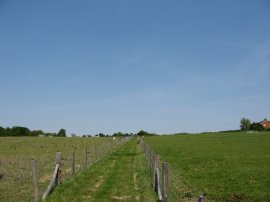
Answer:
48 138 156 202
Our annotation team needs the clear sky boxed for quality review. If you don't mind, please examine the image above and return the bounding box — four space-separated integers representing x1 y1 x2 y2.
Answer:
0 0 270 135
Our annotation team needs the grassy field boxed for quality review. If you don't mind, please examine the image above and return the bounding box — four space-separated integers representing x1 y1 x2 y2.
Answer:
144 132 270 202
2 133 270 202
48 138 156 201
0 136 110 157
0 137 116 201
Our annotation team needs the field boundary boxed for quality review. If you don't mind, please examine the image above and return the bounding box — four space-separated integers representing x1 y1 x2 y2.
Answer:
140 138 207 202
31 137 131 201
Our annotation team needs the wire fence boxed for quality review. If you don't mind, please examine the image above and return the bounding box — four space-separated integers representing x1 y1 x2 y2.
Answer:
0 137 130 202
140 139 206 202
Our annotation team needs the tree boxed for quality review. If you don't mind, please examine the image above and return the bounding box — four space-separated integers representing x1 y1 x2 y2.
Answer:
112 132 124 137
5 127 12 136
11 126 30 136
57 129 66 137
240 118 251 130
137 130 155 136
250 122 264 131
0 127 5 136
30 130 44 136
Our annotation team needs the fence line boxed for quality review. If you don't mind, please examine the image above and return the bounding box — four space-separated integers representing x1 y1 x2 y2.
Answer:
139 139 206 202
39 137 131 201
0 137 130 201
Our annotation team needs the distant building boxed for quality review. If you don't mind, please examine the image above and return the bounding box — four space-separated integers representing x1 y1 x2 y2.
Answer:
260 119 270 129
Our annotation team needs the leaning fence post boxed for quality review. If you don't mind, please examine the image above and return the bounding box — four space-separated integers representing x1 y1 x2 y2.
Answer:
32 159 38 202
55 152 62 185
162 162 169 202
72 148 75 174
42 157 61 200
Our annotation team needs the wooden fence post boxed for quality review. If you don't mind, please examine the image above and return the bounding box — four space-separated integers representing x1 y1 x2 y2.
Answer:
198 194 206 202
85 147 88 167
42 164 60 200
72 148 75 174
32 159 38 202
95 145 98 161
102 143 105 157
153 154 160 189
111 140 113 152
147 147 151 167
151 151 155 174
162 162 169 202
155 168 163 201
55 152 62 185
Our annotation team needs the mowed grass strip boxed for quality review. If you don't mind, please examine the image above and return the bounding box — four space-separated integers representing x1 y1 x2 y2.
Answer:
48 138 156 202
145 132 270 202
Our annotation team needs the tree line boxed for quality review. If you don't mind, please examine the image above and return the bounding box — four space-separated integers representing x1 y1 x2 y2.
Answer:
0 126 66 137
240 118 270 131
0 126 156 137
81 130 157 137
110 130 156 137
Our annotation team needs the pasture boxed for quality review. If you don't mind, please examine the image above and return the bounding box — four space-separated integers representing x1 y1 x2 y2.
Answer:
144 132 270 201
1 133 270 202
0 137 116 201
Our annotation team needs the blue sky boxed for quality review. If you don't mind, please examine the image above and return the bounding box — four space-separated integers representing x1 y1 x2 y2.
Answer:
0 0 270 135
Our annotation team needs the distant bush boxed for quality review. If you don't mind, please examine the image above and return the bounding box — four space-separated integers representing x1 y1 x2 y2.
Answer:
250 122 264 131
136 130 156 136
112 132 132 137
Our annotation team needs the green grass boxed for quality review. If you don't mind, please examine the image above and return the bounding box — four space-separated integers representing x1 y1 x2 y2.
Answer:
0 136 109 158
48 138 156 202
0 137 114 202
144 132 270 202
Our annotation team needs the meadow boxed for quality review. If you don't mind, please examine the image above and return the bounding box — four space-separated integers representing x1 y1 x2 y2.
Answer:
0 137 116 201
144 132 270 202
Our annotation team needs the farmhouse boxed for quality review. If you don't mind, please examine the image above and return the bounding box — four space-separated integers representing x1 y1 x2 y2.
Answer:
260 119 270 129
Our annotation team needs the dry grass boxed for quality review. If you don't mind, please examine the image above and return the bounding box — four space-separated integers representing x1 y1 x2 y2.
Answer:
0 137 117 201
